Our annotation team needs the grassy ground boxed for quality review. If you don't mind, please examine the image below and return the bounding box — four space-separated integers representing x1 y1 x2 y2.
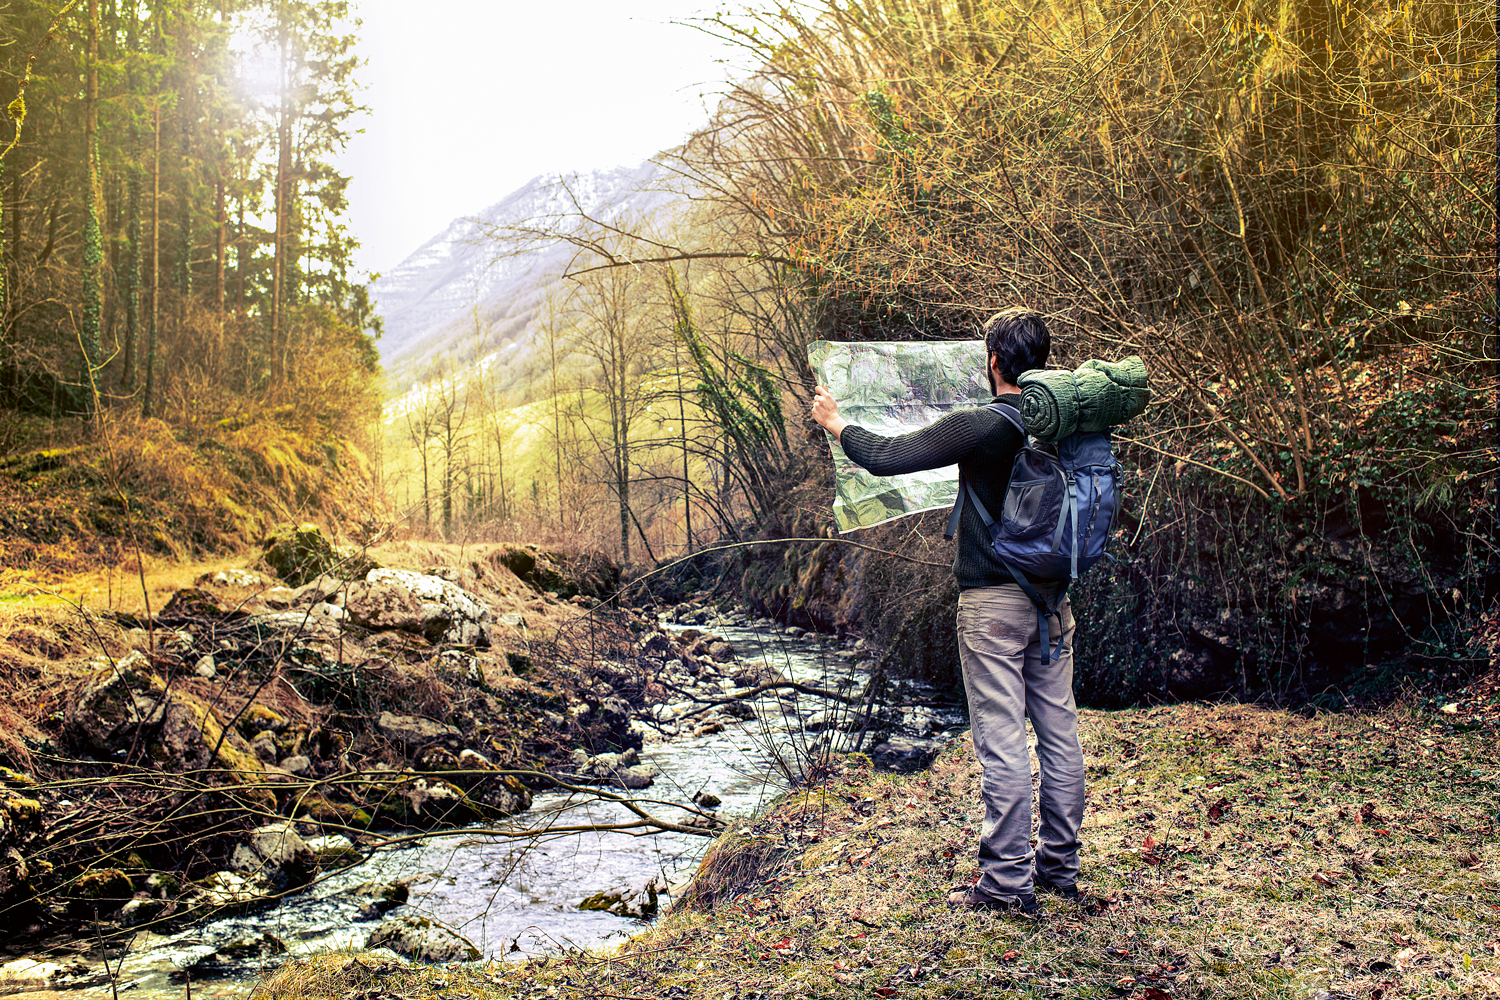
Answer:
255 697 1500 1000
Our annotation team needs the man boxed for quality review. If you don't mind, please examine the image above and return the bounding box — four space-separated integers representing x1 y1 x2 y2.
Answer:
810 307 1085 916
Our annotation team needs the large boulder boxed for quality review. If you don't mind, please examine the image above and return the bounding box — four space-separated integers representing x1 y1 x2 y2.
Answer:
229 822 317 893
344 569 492 647
489 545 619 600
66 655 271 807
262 523 377 587
376 712 460 749
367 914 480 963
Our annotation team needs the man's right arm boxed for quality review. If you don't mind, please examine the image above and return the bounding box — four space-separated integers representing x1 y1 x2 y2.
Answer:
839 409 987 477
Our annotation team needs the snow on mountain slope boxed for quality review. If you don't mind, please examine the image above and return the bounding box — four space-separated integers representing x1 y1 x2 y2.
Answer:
371 159 688 391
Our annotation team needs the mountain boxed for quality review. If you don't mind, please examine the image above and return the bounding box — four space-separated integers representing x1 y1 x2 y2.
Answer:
370 159 689 393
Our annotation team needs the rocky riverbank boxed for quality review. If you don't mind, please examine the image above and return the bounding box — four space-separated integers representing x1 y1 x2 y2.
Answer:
0 531 769 955
0 528 978 983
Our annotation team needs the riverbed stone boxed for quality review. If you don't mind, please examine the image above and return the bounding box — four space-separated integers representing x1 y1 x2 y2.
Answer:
304 834 361 865
352 878 410 920
367 914 481 963
579 876 659 919
118 895 165 927
376 711 460 749
344 569 492 647
195 870 276 909
0 959 93 993
230 822 317 892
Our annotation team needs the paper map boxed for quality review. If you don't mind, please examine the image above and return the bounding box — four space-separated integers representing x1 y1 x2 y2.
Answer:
808 339 990 533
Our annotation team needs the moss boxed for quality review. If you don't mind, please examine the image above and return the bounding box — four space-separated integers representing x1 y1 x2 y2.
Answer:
0 767 36 788
293 793 374 830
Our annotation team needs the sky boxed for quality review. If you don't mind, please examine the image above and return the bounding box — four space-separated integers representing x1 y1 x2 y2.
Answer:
339 1 748 278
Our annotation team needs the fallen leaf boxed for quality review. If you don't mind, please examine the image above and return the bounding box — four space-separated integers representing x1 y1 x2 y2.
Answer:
1207 797 1231 821
1142 989 1172 1000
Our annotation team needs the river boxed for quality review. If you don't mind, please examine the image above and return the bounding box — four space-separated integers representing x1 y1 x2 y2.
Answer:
2 617 966 1000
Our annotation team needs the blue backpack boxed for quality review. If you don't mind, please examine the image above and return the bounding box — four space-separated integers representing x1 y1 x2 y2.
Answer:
944 402 1121 663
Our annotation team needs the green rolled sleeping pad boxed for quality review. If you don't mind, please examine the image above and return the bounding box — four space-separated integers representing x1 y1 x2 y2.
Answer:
1017 355 1151 442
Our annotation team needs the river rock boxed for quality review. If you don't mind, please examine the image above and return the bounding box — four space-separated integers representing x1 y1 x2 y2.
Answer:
195 870 276 908
705 640 735 663
0 959 95 992
568 749 659 789
377 712 460 749
66 657 271 806
304 834 360 865
731 663 784 688
578 876 659 919
344 569 492 647
118 894 165 927
352 878 410 920
229 822 317 892
367 914 481 962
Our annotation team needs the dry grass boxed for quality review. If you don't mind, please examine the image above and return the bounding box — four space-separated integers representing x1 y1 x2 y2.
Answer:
0 407 379 591
264 700 1499 999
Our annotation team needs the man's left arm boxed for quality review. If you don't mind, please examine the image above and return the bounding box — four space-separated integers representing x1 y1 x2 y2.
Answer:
812 384 983 477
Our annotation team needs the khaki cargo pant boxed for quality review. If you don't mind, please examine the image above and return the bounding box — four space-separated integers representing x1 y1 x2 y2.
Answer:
956 585 1085 902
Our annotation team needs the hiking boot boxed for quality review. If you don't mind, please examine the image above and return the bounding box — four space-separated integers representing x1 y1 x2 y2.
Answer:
947 886 1040 917
1034 872 1080 901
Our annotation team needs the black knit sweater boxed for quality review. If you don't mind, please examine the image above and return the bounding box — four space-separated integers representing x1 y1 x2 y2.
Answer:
840 393 1057 593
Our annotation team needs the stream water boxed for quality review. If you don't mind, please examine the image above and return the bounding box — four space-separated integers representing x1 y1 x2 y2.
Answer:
4 619 967 1000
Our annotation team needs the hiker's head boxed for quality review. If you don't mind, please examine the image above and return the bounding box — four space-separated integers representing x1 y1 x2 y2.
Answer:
982 307 1051 393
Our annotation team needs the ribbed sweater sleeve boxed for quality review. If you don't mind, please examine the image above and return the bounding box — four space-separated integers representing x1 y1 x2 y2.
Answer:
839 394 1051 591
838 409 987 477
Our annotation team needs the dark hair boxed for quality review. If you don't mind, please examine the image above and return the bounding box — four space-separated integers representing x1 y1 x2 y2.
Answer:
982 306 1051 385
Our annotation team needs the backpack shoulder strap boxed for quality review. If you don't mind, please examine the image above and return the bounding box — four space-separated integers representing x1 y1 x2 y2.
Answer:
944 403 1024 540
982 401 1026 436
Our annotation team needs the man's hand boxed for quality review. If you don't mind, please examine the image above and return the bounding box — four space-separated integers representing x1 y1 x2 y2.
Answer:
811 384 849 441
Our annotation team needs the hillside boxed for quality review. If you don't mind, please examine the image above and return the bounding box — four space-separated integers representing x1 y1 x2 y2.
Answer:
371 160 692 392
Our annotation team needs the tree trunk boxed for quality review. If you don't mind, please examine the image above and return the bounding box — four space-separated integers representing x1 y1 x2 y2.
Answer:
82 0 103 387
270 0 292 381
142 101 160 418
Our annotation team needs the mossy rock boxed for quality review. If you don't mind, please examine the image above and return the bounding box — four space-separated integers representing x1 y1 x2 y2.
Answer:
65 868 133 916
0 767 37 789
238 704 289 736
490 545 618 600
293 793 374 830
262 523 377 587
